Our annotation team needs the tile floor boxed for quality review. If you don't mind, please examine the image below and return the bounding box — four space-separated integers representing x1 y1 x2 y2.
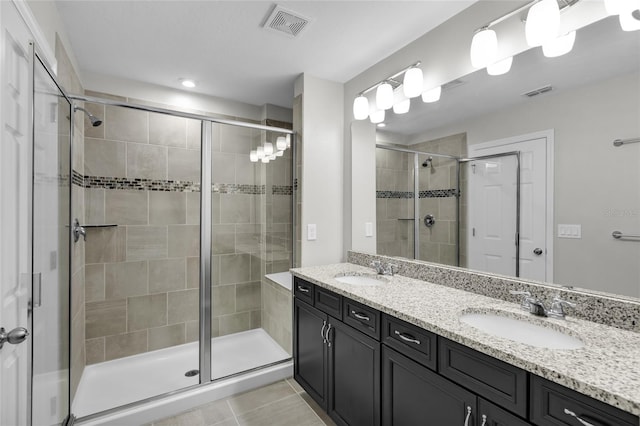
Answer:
149 378 336 426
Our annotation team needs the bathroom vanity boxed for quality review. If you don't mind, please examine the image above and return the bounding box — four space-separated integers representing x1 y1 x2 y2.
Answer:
291 260 640 426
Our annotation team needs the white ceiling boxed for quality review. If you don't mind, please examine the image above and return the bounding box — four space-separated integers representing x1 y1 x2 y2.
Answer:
55 1 476 109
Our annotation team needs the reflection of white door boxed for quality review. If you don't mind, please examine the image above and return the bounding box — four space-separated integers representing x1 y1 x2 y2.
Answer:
468 131 553 281
0 2 32 425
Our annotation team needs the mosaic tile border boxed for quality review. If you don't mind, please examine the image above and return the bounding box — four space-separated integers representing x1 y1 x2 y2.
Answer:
377 189 458 199
72 170 292 196
347 251 640 333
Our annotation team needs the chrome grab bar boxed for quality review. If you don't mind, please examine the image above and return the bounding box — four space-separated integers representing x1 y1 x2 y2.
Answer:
612 231 640 240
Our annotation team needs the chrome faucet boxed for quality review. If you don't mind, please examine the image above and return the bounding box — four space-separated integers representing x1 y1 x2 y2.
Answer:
509 290 576 319
370 261 399 276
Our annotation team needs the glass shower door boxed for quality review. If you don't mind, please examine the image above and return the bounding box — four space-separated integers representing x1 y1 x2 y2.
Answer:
31 52 71 426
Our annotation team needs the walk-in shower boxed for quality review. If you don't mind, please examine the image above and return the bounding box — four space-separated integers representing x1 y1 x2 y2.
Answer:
30 49 297 425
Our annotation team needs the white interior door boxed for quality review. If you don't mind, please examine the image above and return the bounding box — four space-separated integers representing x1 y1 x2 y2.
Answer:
468 133 552 281
0 2 33 425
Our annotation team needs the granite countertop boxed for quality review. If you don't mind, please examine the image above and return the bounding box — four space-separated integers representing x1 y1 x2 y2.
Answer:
291 263 640 416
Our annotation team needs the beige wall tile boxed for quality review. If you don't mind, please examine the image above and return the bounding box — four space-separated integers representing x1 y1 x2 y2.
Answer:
272 195 291 224
149 192 186 225
127 226 168 260
169 148 200 182
85 189 105 225
127 143 167 180
249 254 261 282
148 323 185 351
212 255 220 286
234 154 255 185
186 192 200 225
220 125 255 154
149 113 186 148
212 224 235 255
213 153 235 183
105 190 148 225
168 289 199 324
186 257 199 289
104 330 148 361
219 253 251 285
85 138 126 178
128 293 167 331
85 227 126 264
168 225 199 257
85 337 105 365
86 299 126 338
212 285 235 316
212 193 220 224
219 194 251 224
85 263 105 302
236 282 261 312
149 258 186 293
219 312 251 336
105 261 148 299
236 224 260 254
250 310 261 329
186 119 201 150
185 321 198 343
105 105 148 143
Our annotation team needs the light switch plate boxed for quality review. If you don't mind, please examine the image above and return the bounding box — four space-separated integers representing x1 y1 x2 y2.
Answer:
365 222 373 237
307 224 317 241
558 224 581 239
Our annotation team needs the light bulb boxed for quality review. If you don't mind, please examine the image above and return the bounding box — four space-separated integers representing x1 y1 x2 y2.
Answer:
393 98 410 114
256 146 265 159
470 28 498 68
269 154 276 160
620 8 640 31
487 56 513 76
542 31 576 57
261 157 270 163
403 67 423 98
369 110 385 124
376 82 394 110
249 150 258 162
286 134 291 148
276 150 284 157
264 142 274 156
276 136 287 151
421 86 442 103
353 95 369 120
525 0 560 47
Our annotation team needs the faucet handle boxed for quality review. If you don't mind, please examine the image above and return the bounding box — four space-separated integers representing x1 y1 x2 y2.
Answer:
370 260 383 274
385 263 399 276
509 290 532 310
548 296 576 319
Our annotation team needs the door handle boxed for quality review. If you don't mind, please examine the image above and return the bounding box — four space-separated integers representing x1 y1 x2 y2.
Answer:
533 248 543 255
0 327 29 350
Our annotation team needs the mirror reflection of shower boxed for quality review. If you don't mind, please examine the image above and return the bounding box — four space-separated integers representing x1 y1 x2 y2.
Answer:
73 105 102 127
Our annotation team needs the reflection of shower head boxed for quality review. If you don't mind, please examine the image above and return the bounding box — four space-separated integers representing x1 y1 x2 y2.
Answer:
422 157 433 167
74 106 103 127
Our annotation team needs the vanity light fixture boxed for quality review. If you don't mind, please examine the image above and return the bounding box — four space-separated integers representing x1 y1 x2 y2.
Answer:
370 109 385 124
180 79 196 88
256 146 265 159
351 61 421 120
286 134 292 148
542 31 576 57
470 27 498 68
249 150 259 162
264 142 274 156
392 98 410 115
403 67 424 98
376 82 394 110
421 86 442 103
487 56 513 75
525 0 561 47
276 150 284 157
604 0 635 15
377 123 386 128
276 136 287 151
261 157 270 163
619 8 640 31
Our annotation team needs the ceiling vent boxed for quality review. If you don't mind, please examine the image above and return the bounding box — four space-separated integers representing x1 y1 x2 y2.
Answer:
263 5 311 38
522 85 553 97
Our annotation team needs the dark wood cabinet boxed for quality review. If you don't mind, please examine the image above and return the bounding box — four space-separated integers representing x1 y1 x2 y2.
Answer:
478 398 531 426
382 345 477 426
328 320 380 426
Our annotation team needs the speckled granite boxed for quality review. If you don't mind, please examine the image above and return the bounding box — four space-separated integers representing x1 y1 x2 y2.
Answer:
348 251 640 333
291 262 640 417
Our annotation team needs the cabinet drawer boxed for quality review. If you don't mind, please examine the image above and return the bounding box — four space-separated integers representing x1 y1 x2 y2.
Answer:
530 375 638 426
343 299 380 340
315 287 342 319
382 314 436 370
438 337 528 417
294 277 314 305
478 398 531 426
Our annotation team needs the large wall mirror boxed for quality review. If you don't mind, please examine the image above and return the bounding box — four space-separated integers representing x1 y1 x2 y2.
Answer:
370 15 640 299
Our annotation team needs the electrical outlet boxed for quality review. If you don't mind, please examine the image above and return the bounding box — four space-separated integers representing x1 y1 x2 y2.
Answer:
307 224 317 241
365 222 373 237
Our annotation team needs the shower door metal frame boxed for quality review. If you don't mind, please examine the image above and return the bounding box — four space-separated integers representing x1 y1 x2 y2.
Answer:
67 93 297 422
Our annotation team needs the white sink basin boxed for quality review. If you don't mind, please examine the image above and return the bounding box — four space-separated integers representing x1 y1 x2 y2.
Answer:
334 274 386 286
460 311 584 350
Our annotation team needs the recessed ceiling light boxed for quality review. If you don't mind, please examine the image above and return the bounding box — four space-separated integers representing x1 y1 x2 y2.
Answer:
377 123 386 128
181 79 196 88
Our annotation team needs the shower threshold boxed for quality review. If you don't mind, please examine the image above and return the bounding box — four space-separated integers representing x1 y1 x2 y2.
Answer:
73 328 290 419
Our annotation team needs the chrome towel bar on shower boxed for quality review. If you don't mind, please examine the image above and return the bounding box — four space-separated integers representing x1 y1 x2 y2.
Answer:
612 231 640 240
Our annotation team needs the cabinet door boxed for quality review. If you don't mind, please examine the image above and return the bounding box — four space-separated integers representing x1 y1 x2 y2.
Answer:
478 398 531 426
382 346 477 426
294 299 328 408
328 320 381 426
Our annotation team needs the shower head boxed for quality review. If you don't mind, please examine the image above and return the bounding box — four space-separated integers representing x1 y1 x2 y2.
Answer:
74 106 103 127
422 157 433 167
